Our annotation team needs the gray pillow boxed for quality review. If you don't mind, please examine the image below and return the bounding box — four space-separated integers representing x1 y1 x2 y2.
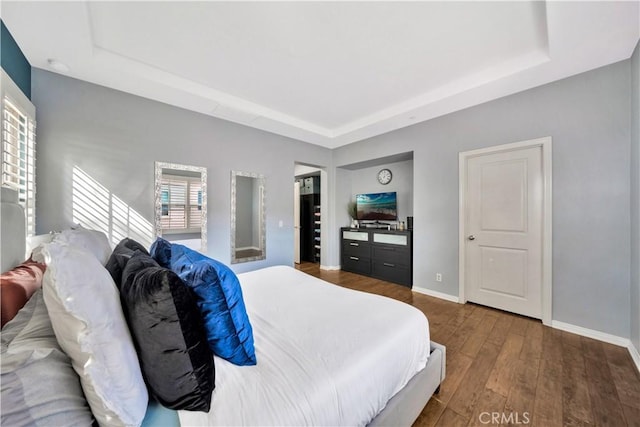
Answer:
1 289 95 426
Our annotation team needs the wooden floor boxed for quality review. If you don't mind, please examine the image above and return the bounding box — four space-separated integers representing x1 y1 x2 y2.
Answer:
295 262 640 427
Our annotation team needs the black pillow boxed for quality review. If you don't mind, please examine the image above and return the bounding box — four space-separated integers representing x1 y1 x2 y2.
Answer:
105 238 150 289
120 251 214 411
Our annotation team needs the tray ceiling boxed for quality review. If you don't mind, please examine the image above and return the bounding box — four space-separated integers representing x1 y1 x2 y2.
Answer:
2 1 639 148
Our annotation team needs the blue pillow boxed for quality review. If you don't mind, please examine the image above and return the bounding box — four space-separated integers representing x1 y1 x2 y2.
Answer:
149 237 172 268
141 399 180 427
165 243 256 366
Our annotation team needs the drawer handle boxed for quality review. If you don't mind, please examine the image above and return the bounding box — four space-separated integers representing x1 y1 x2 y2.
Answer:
350 243 359 247
383 262 395 267
350 256 359 261
381 247 396 251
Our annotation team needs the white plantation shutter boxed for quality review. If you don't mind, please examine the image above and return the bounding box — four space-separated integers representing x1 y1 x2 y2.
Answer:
2 71 36 236
160 175 201 233
189 180 202 229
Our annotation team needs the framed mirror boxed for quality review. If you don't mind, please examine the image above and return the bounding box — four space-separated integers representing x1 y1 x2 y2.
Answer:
154 161 207 252
231 170 266 264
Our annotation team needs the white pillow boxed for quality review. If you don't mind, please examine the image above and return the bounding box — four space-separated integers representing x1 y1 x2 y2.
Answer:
26 233 55 263
53 228 112 265
42 241 148 427
1 290 95 426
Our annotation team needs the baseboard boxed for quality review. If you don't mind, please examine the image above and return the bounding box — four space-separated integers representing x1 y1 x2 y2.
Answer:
320 265 340 271
629 341 640 374
551 320 629 347
412 286 460 303
551 320 640 373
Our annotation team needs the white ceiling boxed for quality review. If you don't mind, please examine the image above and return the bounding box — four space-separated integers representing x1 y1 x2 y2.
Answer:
1 1 639 149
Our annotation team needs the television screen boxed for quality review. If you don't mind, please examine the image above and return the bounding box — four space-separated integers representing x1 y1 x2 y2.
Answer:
356 192 397 221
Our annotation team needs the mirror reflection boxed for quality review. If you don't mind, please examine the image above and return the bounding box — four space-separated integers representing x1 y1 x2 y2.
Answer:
231 170 265 263
154 161 207 252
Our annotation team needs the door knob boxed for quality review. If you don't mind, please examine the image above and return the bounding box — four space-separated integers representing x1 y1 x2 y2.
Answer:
468 235 475 241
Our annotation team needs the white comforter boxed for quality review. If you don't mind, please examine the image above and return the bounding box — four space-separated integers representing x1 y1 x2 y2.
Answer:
178 266 429 426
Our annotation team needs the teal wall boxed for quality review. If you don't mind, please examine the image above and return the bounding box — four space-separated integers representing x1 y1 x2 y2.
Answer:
1 20 31 99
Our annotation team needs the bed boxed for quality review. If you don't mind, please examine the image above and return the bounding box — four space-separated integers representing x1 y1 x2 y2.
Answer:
1 186 446 426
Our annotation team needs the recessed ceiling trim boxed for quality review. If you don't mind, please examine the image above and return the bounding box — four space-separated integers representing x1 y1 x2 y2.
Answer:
83 1 332 133
2 1 638 149
91 45 332 133
332 48 551 138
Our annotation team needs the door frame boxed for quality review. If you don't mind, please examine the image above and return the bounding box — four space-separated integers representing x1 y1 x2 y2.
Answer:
294 181 301 264
294 163 328 267
458 137 553 325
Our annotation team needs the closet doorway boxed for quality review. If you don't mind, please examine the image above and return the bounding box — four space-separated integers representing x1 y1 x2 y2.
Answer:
294 164 324 265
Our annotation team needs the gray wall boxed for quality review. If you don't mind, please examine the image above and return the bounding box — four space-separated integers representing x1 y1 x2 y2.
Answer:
31 69 332 273
345 160 413 225
31 58 636 340
332 60 631 338
631 41 640 352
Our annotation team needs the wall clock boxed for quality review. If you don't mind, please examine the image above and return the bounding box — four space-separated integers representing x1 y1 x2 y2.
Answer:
377 168 392 185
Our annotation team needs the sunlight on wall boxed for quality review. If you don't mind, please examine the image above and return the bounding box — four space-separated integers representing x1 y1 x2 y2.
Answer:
72 166 154 248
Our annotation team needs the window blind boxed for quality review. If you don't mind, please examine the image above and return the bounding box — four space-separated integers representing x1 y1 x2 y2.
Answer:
2 96 36 236
160 176 202 232
189 181 203 229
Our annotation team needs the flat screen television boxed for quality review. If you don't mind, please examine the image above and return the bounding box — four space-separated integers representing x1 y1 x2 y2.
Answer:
356 192 397 221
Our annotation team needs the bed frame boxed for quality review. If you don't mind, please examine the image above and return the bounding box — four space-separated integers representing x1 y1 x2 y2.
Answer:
370 341 445 426
1 186 446 427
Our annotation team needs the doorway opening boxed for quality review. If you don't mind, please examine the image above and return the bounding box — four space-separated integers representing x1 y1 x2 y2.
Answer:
294 163 326 264
294 164 325 265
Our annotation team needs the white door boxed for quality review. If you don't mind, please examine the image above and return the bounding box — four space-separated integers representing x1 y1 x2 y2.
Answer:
463 144 543 318
294 181 301 264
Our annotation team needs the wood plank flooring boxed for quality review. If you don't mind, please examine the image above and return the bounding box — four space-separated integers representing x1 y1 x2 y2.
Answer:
295 262 640 427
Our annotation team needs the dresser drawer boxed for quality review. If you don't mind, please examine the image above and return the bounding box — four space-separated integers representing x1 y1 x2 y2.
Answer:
342 240 371 257
342 230 369 242
340 227 412 288
372 232 409 246
342 255 371 275
371 245 410 266
371 261 411 287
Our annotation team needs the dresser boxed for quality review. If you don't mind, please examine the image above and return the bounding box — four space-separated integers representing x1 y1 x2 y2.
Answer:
340 227 413 287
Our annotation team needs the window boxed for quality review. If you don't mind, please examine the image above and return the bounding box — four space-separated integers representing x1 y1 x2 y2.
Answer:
1 70 36 236
160 175 203 233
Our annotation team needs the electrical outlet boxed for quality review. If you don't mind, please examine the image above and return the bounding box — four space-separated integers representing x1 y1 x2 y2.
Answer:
436 273 442 282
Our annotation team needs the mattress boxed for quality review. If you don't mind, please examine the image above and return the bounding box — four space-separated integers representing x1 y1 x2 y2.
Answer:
178 265 430 426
